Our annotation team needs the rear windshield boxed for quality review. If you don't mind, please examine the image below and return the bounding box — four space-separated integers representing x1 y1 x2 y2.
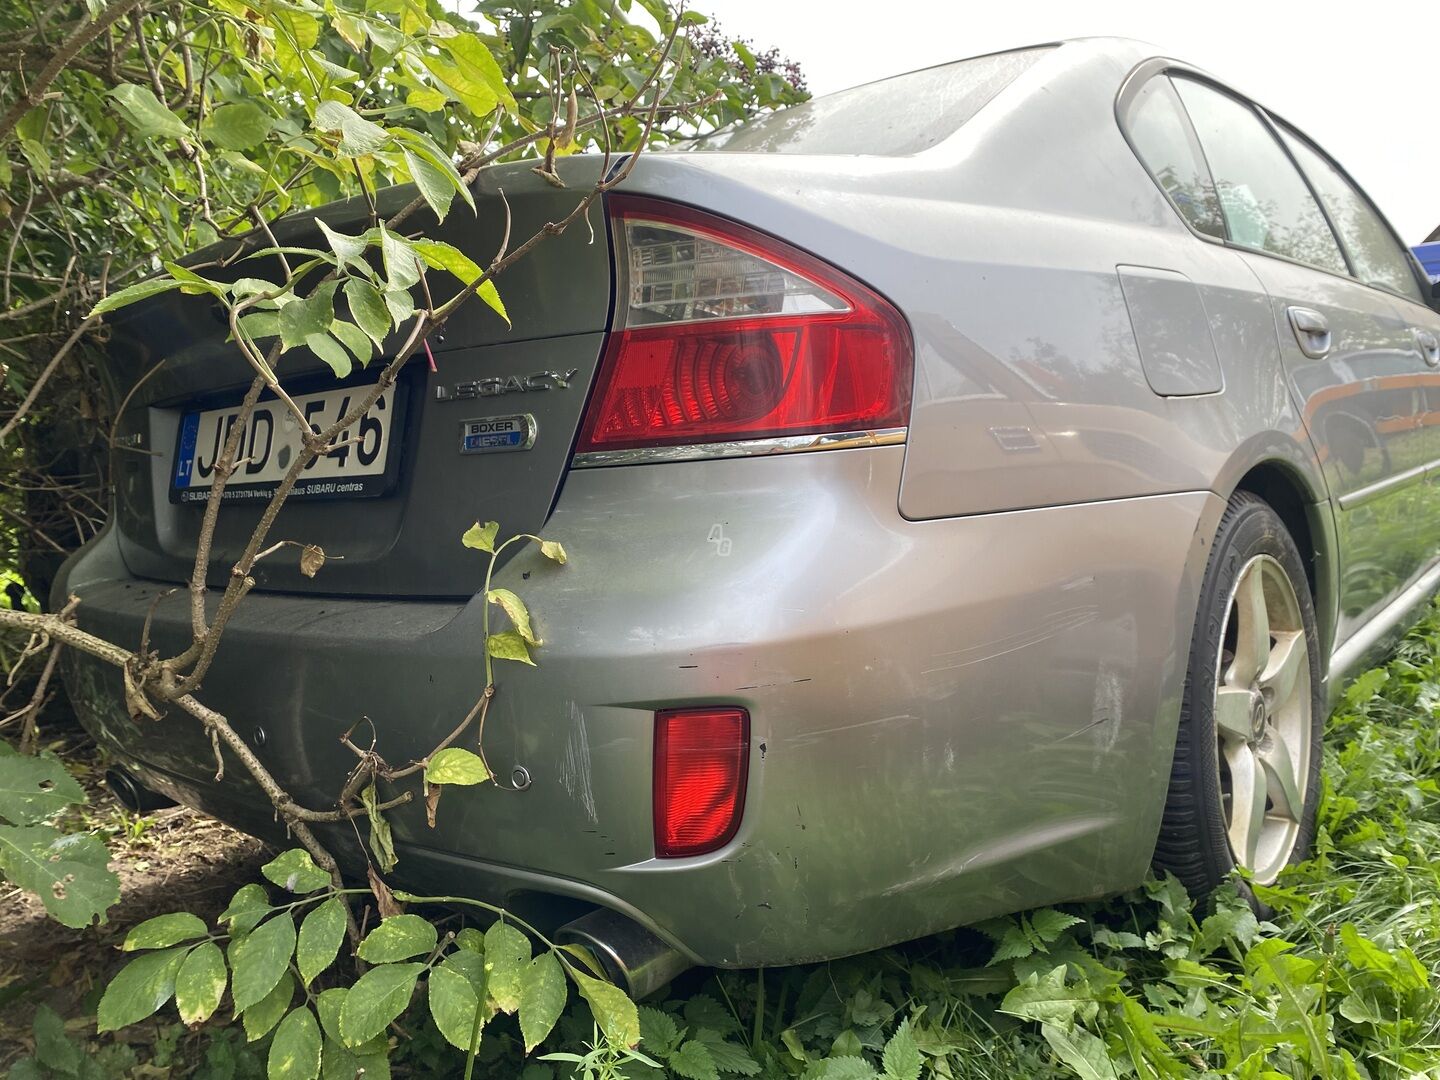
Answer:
693 46 1055 156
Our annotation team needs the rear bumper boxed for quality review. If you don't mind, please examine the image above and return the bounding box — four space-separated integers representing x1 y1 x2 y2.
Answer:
59 447 1218 966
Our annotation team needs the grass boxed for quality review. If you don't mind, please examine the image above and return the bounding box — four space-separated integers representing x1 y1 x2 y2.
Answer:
9 605 1440 1079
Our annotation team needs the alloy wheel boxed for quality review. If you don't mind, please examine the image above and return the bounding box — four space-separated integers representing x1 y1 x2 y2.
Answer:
1214 554 1312 884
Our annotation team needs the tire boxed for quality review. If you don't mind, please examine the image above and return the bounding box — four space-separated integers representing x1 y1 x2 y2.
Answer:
1154 491 1324 904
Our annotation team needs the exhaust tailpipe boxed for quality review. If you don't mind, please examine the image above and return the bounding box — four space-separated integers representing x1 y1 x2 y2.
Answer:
105 767 176 813
555 908 692 1000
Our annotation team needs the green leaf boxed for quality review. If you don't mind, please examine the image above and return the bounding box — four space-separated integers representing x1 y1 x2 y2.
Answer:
406 86 448 112
330 320 374 367
394 129 474 214
455 927 485 953
0 824 119 928
487 630 534 666
484 920 531 1014
422 45 500 118
488 588 539 645
314 100 391 157
1195 903 1259 956
692 1030 761 1076
359 782 396 874
999 967 1090 1028
1040 1022 1118 1080
33 1004 82 1074
1028 909 1083 943
270 1006 322 1080
881 1018 921 1080
246 971 295 1042
383 287 415 328
344 279 390 346
321 1038 390 1080
428 949 489 1051
163 261 225 297
571 967 640 1048
204 102 273 151
403 148 458 223
278 284 337 352
669 1040 718 1080
262 849 332 894
822 1059 880 1080
639 1006 682 1056
462 521 499 553
97 946 188 1032
239 311 283 342
176 941 228 1025
379 225 420 290
519 952 566 1052
126 912 210 952
318 988 392 1077
0 752 86 825
357 914 437 963
315 219 368 270
221 883 272 937
412 239 508 325
298 897 348 987
231 912 297 1013
425 748 491 787
306 332 353 379
538 540 567 565
683 996 737 1036
337 962 424 1047
87 277 183 317
108 83 190 139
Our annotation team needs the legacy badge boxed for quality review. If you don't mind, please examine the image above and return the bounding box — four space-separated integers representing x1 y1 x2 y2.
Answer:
460 414 536 455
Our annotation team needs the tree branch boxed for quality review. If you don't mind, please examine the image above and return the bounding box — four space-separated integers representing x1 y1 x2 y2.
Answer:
0 0 147 145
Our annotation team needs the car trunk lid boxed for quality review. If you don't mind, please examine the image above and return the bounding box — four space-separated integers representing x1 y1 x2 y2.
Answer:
106 158 613 598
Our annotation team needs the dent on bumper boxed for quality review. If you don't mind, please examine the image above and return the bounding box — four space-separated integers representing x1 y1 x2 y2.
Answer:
58 447 1218 966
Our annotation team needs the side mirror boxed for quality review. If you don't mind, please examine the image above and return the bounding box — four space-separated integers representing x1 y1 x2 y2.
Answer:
1431 278 1440 312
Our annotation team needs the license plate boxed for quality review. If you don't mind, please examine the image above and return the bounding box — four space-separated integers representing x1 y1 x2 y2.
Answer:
171 383 398 503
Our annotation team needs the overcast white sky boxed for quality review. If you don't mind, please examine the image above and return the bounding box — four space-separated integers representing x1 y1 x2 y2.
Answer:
698 0 1440 243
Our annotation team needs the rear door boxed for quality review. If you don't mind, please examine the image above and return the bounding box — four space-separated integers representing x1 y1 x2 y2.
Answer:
1171 75 1434 640
1273 121 1440 594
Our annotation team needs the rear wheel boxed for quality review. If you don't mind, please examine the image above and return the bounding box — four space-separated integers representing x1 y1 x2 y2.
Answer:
1154 492 1324 900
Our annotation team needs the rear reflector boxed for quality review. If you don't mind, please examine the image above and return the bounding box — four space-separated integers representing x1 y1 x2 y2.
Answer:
653 707 750 858
577 196 912 455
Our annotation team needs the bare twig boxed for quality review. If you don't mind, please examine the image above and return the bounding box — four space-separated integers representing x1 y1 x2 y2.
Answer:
0 313 98 444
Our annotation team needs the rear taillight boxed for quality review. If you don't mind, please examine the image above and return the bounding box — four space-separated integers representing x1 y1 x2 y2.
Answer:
653 707 749 858
576 196 912 459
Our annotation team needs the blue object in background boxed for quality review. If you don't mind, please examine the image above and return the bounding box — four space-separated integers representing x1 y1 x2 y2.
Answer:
1415 241 1440 284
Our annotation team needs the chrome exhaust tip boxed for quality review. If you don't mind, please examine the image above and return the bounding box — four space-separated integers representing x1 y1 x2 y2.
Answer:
104 767 176 813
555 907 692 1000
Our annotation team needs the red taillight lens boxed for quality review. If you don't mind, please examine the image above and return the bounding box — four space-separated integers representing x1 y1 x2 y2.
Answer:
653 707 749 858
577 196 912 454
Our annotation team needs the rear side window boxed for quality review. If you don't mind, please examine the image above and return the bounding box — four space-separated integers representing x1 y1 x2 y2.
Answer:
1125 76 1225 239
695 47 1054 156
1277 126 1424 304
1172 77 1348 276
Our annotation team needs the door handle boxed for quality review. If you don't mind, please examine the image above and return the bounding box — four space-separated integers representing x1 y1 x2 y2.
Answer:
1415 327 1440 368
1287 306 1332 358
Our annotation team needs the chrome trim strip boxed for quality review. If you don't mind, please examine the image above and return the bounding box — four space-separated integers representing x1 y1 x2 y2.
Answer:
1337 457 1440 512
1329 558 1440 704
571 428 907 468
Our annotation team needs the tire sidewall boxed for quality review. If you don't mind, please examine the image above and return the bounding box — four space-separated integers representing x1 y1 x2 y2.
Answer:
1170 495 1324 902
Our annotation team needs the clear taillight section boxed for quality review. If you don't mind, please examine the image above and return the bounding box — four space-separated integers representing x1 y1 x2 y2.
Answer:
576 197 912 455
653 707 749 858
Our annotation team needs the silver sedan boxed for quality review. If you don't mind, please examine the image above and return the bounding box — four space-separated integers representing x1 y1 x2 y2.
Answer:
60 37 1440 993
